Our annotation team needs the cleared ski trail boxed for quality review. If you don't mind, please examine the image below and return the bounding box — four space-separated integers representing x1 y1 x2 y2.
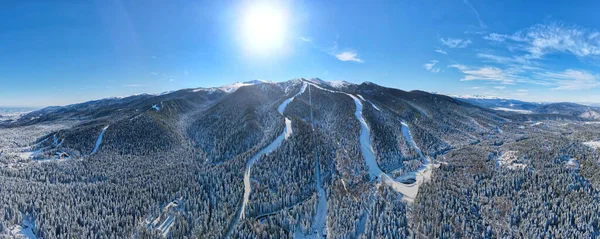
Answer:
279 83 308 114
227 82 307 238
346 93 434 202
91 125 109 154
345 94 384 179
305 85 328 238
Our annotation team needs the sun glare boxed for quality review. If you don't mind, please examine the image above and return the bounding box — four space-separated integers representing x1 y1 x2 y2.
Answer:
240 2 288 54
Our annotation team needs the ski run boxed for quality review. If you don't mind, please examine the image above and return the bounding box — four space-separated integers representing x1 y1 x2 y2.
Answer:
306 82 434 203
228 82 307 238
91 125 109 154
305 84 328 238
230 80 434 237
347 93 434 202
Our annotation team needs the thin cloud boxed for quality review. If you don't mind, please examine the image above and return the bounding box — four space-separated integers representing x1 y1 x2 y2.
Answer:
483 22 600 59
435 49 448 55
440 38 472 48
448 64 518 84
476 53 533 66
494 86 506 89
300 36 312 42
540 69 600 90
463 0 486 28
311 36 363 63
483 33 507 42
335 51 364 63
123 84 144 87
423 60 440 73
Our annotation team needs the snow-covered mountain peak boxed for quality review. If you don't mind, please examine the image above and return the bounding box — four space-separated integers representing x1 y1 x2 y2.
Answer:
328 80 353 88
218 80 270 93
191 79 271 94
298 78 355 89
242 79 272 85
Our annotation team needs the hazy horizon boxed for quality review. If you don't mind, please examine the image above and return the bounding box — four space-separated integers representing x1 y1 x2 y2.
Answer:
4 77 600 108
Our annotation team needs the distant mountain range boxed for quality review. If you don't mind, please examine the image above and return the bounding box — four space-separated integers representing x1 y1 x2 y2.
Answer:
451 95 600 120
4 80 599 126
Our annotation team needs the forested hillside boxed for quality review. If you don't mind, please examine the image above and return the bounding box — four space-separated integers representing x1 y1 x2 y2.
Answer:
1 78 600 238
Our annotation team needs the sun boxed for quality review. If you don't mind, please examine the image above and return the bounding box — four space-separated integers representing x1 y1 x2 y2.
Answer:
240 2 288 54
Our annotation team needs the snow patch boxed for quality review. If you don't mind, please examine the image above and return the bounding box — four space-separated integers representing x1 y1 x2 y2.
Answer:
284 118 293 140
531 122 543 126
152 104 160 112
497 151 527 170
580 110 600 120
8 214 37 239
565 158 579 170
584 141 600 149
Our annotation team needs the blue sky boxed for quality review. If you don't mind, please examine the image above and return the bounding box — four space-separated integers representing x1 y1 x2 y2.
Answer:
2 0 600 107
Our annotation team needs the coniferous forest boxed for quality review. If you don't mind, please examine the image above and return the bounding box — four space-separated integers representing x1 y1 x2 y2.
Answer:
1 79 600 238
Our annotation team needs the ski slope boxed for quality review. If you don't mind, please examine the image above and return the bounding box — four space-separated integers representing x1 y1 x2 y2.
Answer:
239 126 289 220
307 85 328 238
279 83 308 114
91 125 109 154
346 93 384 179
306 82 434 202
357 94 380 111
346 94 434 202
228 82 307 238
